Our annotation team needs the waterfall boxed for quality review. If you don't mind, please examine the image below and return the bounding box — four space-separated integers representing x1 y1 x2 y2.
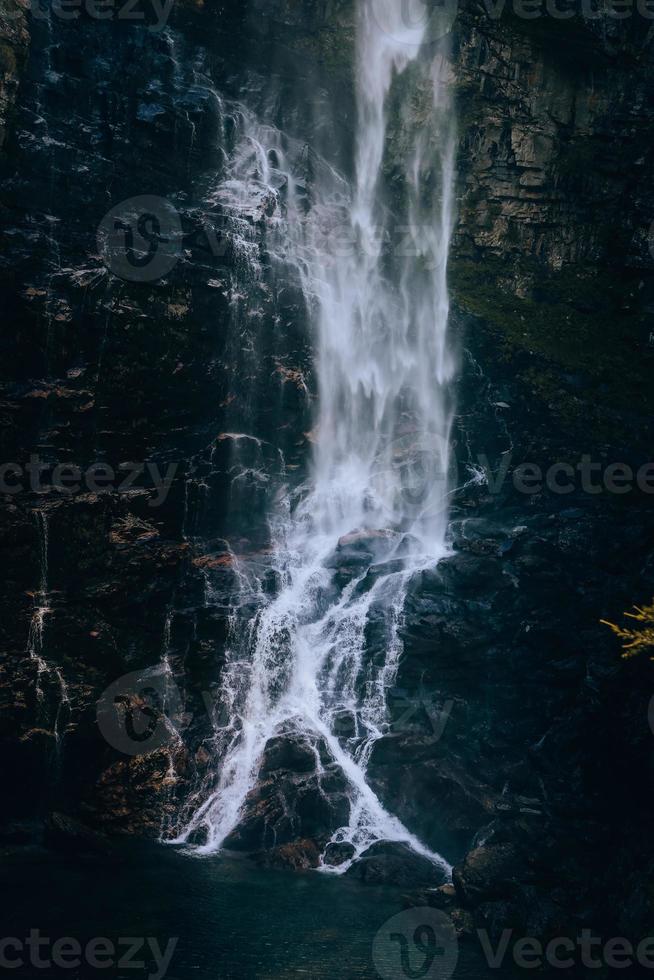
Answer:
27 510 70 752
27 511 52 701
173 0 456 874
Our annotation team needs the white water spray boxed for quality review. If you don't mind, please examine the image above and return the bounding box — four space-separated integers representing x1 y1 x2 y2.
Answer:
174 0 456 874
27 510 69 749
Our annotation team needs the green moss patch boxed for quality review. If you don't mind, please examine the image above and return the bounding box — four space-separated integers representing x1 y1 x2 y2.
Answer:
451 257 654 446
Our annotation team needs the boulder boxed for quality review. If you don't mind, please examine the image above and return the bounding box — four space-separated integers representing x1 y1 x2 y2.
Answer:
346 841 448 888
44 812 110 854
322 841 355 867
325 529 400 580
254 838 321 871
452 844 523 905
259 734 317 775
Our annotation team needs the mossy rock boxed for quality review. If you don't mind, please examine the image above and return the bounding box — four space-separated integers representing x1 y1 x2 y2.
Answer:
450 255 654 447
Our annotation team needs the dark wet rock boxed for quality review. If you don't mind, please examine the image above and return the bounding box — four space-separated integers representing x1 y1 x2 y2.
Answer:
332 709 356 740
460 537 504 557
452 845 524 906
0 0 29 152
44 811 110 853
433 882 458 909
475 900 525 943
82 748 184 838
325 529 401 583
450 908 476 940
369 752 499 851
404 882 458 913
336 529 398 553
420 553 501 596
346 841 448 888
259 734 317 775
0 820 36 845
322 840 355 867
254 838 321 871
223 751 350 853
185 825 210 848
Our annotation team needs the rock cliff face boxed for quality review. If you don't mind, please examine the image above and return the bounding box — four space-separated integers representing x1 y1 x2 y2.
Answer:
1 0 653 951
449 11 654 455
0 0 28 150
454 15 654 276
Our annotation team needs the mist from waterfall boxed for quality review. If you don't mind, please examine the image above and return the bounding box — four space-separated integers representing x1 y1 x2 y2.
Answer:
173 0 457 873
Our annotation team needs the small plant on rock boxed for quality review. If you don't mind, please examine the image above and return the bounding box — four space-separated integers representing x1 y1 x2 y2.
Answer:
601 600 654 659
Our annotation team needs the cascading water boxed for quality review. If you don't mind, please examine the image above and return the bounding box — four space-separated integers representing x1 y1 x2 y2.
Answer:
27 510 69 752
173 0 456 874
27 511 52 701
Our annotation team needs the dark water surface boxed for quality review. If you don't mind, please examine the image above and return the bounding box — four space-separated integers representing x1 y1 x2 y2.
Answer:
1 841 515 979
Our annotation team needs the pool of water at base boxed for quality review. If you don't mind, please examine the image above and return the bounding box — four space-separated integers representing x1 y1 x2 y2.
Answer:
0 840 519 979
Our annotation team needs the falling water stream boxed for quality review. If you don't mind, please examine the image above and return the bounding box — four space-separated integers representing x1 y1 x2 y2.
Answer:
27 510 70 754
174 0 456 875
27 511 52 701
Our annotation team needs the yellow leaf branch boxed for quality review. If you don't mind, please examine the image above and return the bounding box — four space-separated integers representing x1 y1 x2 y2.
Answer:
601 600 654 659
